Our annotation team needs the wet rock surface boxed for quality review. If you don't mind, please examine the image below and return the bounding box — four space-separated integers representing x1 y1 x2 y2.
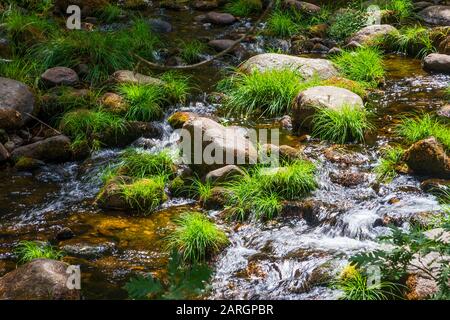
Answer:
0 77 35 127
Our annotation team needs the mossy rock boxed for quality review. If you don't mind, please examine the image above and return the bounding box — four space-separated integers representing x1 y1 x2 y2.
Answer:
14 156 44 171
167 111 198 129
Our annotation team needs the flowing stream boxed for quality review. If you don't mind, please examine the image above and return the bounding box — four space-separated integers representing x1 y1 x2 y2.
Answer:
0 6 449 299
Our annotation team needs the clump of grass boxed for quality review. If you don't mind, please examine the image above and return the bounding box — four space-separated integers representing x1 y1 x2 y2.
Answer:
0 58 42 87
178 40 206 64
121 177 167 212
15 241 63 264
59 109 126 151
384 26 435 58
32 18 159 85
1 8 58 49
117 83 164 121
266 10 299 38
333 264 399 300
331 46 385 88
160 71 190 104
225 161 317 220
311 105 374 144
397 114 450 151
225 0 262 17
97 3 123 23
385 0 414 21
220 69 320 118
328 9 366 42
188 178 213 203
374 146 405 183
120 148 175 178
167 212 229 263
9 0 54 13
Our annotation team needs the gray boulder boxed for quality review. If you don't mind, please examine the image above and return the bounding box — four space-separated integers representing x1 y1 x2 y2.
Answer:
423 53 450 74
41 67 79 87
239 53 339 80
348 24 398 45
418 5 450 26
0 259 81 300
11 135 72 163
292 86 364 131
0 77 35 128
205 165 245 183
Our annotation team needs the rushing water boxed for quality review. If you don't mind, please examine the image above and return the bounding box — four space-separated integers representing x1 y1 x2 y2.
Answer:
0 7 449 299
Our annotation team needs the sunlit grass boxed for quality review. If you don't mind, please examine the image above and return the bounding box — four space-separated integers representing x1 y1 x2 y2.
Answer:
121 177 167 213
120 148 176 178
15 241 63 264
374 146 405 183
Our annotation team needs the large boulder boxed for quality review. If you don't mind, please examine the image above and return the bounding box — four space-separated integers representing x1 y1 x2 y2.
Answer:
111 70 164 86
403 137 450 179
292 86 364 131
205 165 245 183
347 24 398 45
0 259 81 300
283 0 321 14
11 135 72 163
0 77 35 128
423 53 450 74
41 67 79 87
239 53 339 80
181 117 258 175
418 5 450 26
204 12 236 25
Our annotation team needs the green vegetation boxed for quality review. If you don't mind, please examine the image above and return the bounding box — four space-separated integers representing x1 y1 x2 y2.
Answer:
225 0 262 17
97 4 123 23
1 8 58 48
385 0 414 21
167 212 229 263
311 105 374 144
225 161 317 220
188 178 213 203
120 148 175 178
350 224 450 300
160 71 190 104
374 147 405 183
33 19 159 84
333 264 400 300
220 69 321 118
121 177 167 212
178 40 206 64
397 114 450 151
332 46 385 88
118 83 164 121
0 58 41 87
328 9 366 42
267 10 299 38
59 109 126 151
7 0 54 14
124 250 212 299
384 26 436 58
15 241 63 264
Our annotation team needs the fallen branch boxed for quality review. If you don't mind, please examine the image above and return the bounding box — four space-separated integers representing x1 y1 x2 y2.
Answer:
25 112 62 136
134 0 274 71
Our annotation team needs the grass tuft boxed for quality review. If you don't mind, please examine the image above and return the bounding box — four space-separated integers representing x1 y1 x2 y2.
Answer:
331 46 385 88
397 114 450 151
374 146 405 183
120 148 175 178
225 0 262 17
328 9 366 42
117 83 165 121
167 212 228 263
266 10 299 38
311 105 374 144
178 40 206 64
15 240 63 264
384 26 436 58
121 177 167 213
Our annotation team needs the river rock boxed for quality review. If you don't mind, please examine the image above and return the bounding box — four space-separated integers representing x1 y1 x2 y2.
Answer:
292 86 364 131
329 170 367 187
41 67 79 87
260 144 303 163
403 137 450 179
168 111 199 129
193 0 218 10
148 18 173 33
95 176 129 210
437 104 450 118
100 92 128 114
202 186 230 210
205 165 245 183
10 135 72 163
239 53 339 80
204 12 237 25
181 117 258 174
111 70 164 86
208 39 242 54
423 53 450 74
98 121 162 148
348 24 398 45
0 142 9 162
438 35 450 54
418 5 450 26
0 77 35 127
0 259 81 300
413 1 433 11
283 0 321 14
